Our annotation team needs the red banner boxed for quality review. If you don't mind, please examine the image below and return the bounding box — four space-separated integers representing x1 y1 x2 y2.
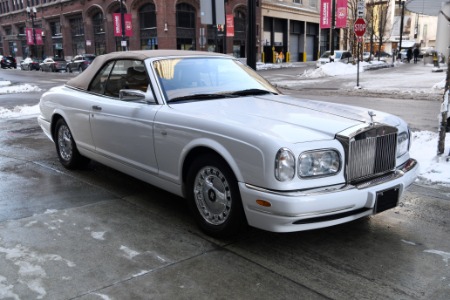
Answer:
124 13 132 37
35 28 43 45
113 13 133 37
26 28 43 45
26 28 34 45
320 0 332 29
226 14 234 37
335 0 348 28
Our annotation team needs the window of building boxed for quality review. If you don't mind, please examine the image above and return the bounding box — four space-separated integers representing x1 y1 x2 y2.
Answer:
92 12 106 55
176 3 195 28
70 16 85 55
50 21 61 36
139 3 158 50
139 3 156 29
176 3 196 50
293 0 302 4
309 0 317 8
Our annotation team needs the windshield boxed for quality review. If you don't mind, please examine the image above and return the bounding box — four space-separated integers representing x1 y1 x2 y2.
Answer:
153 57 278 103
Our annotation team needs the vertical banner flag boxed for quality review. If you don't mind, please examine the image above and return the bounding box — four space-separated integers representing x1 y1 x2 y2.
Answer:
113 13 121 36
26 28 34 45
320 0 332 29
124 13 133 37
35 28 43 45
226 14 234 37
335 0 348 28
113 13 133 37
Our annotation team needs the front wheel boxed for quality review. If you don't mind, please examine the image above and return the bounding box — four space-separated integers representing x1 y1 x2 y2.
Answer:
54 119 89 169
186 154 246 237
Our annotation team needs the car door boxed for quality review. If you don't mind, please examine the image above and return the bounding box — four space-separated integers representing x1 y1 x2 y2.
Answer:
87 59 161 174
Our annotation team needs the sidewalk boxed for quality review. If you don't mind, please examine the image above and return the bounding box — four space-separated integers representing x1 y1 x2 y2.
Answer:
269 60 448 101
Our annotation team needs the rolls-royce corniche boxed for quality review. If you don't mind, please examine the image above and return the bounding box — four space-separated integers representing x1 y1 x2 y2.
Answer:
38 50 418 237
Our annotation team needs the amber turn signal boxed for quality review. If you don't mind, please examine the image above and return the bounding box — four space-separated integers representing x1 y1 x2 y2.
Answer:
256 199 271 207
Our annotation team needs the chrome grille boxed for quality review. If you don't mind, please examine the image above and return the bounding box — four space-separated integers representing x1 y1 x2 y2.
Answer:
337 124 397 184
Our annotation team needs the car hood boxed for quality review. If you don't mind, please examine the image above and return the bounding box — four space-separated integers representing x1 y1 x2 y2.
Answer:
169 94 403 144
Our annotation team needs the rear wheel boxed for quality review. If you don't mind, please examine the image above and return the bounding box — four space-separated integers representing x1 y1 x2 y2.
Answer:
186 154 246 237
54 119 89 169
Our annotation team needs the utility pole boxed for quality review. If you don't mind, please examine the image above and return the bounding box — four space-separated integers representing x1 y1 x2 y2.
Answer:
437 49 450 155
120 0 126 51
26 6 37 58
246 0 256 70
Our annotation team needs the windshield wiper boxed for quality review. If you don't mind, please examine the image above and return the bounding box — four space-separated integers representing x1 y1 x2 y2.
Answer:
229 89 276 97
169 93 235 103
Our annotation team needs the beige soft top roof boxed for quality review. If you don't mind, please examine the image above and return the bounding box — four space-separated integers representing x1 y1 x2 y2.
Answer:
66 50 228 91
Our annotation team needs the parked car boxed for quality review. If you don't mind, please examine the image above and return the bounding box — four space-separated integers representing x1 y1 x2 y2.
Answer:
0 55 17 69
376 51 392 62
66 54 96 73
38 50 418 237
20 57 41 71
362 52 373 61
316 50 353 67
40 57 68 72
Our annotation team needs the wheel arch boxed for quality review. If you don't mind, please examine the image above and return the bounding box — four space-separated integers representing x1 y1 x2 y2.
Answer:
181 145 242 198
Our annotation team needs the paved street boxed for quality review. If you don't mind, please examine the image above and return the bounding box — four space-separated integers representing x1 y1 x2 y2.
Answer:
0 63 449 299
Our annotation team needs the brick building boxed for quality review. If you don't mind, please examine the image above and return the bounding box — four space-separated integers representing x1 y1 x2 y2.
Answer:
0 0 259 61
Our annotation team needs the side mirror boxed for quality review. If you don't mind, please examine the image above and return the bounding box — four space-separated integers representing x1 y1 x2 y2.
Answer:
119 89 154 103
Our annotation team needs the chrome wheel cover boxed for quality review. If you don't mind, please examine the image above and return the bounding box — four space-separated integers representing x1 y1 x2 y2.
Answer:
193 166 232 225
57 125 73 162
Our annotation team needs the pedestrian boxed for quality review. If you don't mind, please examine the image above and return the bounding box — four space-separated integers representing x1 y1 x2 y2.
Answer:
413 47 420 64
277 51 284 63
407 48 412 63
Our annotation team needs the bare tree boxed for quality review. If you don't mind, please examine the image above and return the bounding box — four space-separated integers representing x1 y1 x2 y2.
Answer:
364 0 392 60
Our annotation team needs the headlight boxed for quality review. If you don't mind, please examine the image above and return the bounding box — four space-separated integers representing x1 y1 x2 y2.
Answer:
275 148 295 182
298 150 341 178
397 131 410 157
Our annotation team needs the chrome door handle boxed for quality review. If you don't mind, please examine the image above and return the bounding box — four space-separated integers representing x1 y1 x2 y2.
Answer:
92 105 102 111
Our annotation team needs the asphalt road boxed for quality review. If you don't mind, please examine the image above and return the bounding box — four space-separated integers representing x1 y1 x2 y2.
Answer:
0 66 449 299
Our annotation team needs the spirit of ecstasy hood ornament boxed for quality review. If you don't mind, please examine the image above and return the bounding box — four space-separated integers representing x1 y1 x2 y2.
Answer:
368 111 376 125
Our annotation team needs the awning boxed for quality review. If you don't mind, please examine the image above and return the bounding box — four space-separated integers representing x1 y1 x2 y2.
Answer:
399 40 416 48
406 0 450 16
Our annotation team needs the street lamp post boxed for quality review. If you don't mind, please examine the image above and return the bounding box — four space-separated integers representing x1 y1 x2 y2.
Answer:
119 0 126 51
26 6 37 58
398 0 405 57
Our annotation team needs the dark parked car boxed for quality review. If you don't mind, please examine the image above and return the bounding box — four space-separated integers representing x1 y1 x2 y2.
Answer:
40 57 68 72
20 57 41 71
66 54 96 73
0 55 17 69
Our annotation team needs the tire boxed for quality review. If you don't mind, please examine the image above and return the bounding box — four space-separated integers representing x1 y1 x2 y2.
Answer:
186 154 246 237
54 119 89 169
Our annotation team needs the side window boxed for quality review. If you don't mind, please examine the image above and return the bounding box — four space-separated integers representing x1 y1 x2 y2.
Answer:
88 61 115 95
89 60 148 98
123 60 149 93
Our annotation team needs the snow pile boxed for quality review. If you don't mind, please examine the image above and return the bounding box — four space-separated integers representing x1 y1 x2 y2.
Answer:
410 131 450 185
0 81 42 94
0 104 40 118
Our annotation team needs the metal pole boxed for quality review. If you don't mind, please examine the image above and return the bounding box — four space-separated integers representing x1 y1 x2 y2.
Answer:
120 0 126 51
246 0 256 70
398 1 405 56
330 0 335 56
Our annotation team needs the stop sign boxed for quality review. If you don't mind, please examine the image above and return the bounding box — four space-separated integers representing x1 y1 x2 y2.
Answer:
354 18 366 37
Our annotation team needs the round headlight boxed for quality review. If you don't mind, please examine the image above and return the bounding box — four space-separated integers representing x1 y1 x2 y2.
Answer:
275 148 295 182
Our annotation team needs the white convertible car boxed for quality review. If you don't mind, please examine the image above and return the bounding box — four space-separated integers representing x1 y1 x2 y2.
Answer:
38 50 418 237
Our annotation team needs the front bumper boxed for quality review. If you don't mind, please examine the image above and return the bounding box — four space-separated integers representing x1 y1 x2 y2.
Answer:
240 158 418 233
